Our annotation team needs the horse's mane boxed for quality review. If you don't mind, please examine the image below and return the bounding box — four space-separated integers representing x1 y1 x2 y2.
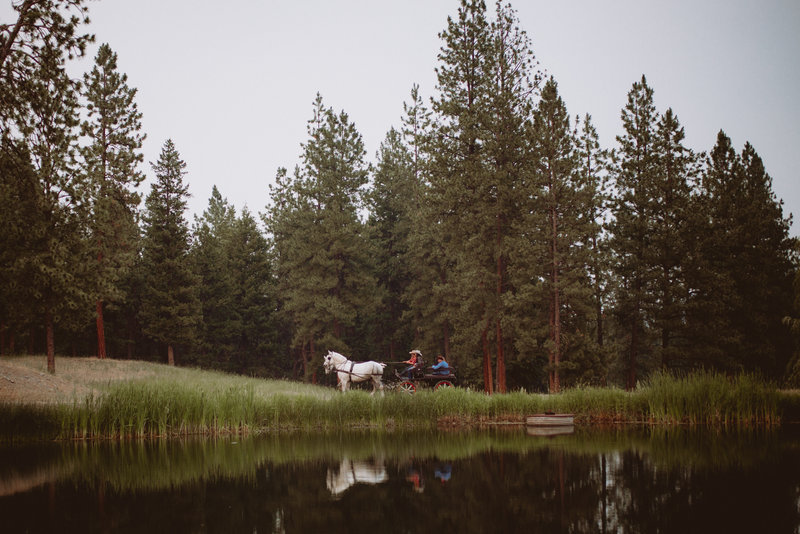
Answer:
327 350 347 362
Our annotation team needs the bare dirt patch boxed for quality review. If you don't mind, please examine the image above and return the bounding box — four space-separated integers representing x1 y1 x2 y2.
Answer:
0 356 159 404
0 359 89 404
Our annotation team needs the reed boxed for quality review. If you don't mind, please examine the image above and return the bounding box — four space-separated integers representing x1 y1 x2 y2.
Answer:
0 366 787 440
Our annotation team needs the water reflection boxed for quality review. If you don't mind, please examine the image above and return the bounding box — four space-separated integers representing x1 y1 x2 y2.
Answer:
327 458 388 497
1 427 798 533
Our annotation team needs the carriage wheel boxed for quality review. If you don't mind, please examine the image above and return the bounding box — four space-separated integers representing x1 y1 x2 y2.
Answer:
434 380 453 390
398 381 416 394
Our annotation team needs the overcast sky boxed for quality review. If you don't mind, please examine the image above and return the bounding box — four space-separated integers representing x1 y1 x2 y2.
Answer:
5 0 799 235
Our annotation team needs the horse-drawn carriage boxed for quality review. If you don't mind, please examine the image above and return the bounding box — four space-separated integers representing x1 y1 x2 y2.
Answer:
384 358 456 393
322 351 456 394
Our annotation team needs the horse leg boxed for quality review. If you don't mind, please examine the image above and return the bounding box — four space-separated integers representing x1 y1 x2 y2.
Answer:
370 376 383 397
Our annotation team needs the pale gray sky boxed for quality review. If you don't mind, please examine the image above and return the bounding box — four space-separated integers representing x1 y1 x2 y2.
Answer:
5 0 799 235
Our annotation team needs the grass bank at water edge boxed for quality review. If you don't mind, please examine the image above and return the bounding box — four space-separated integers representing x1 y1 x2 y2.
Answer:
0 369 792 440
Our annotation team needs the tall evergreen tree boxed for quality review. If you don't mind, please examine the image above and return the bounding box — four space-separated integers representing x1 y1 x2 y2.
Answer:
399 84 455 361
191 186 239 367
574 113 613 383
515 78 596 392
228 208 281 375
696 132 795 375
23 50 90 372
367 127 415 359
610 75 659 389
266 95 376 380
428 0 538 392
648 108 698 368
1 1 93 370
684 131 742 369
81 42 145 360
139 139 200 366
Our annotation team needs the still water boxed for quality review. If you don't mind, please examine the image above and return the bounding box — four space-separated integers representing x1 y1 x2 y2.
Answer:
1 426 799 533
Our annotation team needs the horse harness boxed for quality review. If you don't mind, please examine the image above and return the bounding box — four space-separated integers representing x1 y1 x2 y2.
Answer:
334 359 381 378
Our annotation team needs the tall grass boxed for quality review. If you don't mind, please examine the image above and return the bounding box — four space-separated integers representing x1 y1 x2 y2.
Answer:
641 371 779 425
0 368 787 441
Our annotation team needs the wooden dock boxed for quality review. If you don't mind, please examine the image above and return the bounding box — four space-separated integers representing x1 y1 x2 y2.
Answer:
525 413 574 427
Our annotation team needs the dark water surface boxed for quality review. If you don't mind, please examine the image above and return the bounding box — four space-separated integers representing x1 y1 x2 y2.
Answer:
1 426 798 533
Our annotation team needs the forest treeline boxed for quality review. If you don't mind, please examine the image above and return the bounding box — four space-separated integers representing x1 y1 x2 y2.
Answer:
1 0 798 392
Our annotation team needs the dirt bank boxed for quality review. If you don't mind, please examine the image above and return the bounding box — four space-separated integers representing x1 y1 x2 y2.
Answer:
0 356 158 404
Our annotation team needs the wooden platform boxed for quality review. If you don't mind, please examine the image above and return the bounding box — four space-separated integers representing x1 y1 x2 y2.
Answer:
525 426 574 437
525 413 574 427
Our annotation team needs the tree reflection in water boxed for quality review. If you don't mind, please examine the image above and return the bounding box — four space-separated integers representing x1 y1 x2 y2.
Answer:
0 427 798 533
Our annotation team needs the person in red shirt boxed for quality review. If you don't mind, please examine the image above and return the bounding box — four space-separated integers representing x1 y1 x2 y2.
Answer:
400 349 422 379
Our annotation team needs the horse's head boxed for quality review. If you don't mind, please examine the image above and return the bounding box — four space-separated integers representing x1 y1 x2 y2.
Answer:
323 350 339 374
323 351 333 374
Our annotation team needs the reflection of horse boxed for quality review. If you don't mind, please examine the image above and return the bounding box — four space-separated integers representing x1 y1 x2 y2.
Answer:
323 350 386 395
326 458 388 497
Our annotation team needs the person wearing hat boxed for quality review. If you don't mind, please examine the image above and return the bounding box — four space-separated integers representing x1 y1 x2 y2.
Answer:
399 349 422 380
431 354 450 376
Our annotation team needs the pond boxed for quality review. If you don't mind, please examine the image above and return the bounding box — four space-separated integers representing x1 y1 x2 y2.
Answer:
1 426 798 533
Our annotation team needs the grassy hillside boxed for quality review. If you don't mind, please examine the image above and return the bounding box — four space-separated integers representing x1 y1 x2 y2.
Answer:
0 355 794 441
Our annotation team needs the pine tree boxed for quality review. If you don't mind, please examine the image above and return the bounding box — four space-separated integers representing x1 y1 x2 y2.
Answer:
1 1 93 371
516 78 597 392
367 127 416 359
399 84 455 362
139 139 200 366
228 208 281 374
81 43 145 360
735 143 795 375
191 186 239 368
697 132 795 375
684 131 742 369
266 95 376 380
574 113 613 383
648 108 698 369
610 75 660 389
428 0 538 393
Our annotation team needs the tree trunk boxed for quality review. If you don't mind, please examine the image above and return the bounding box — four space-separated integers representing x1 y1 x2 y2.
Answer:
443 323 450 362
548 297 555 393
495 223 506 393
45 310 55 374
496 319 506 393
482 324 494 394
96 300 107 359
167 344 175 366
593 235 604 348
310 338 317 384
551 205 561 393
627 315 638 390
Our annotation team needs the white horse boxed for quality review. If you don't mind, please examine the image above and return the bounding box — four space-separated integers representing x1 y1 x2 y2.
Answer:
326 458 388 497
323 350 386 395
